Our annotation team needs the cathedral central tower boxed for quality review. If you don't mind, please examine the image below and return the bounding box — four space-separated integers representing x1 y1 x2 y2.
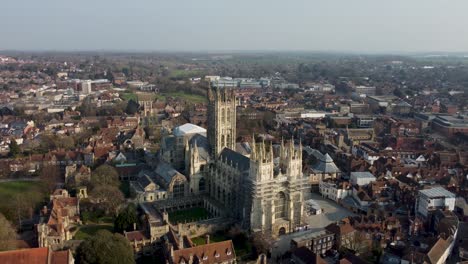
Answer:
207 84 237 157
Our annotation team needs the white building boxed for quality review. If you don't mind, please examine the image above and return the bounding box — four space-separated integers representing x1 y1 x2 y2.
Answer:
319 179 351 202
81 80 92 95
417 187 456 217
350 171 376 186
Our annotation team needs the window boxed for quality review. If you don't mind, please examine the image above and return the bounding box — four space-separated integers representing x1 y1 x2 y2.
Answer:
274 192 287 219
173 179 185 198
199 178 206 192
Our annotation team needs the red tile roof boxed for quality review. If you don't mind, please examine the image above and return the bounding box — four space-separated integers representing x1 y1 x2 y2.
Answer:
0 247 71 264
172 240 236 264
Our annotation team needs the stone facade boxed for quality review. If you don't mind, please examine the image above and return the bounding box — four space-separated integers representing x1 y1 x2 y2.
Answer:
154 85 309 236
207 86 236 157
205 85 309 235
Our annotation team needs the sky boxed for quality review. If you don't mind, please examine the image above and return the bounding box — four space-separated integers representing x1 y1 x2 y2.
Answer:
1 0 468 53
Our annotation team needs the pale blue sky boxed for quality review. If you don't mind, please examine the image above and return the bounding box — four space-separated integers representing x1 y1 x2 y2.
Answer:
1 0 468 52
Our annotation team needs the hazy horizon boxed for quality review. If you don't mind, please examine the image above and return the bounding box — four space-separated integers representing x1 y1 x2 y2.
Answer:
2 0 468 53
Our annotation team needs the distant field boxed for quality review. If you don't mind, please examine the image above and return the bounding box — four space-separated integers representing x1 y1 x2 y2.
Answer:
168 207 210 223
73 224 114 240
122 90 205 104
169 69 205 79
160 91 206 103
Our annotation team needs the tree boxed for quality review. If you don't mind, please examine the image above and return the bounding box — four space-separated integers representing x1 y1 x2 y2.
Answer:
0 213 16 251
251 231 274 257
8 140 20 158
39 165 62 194
344 231 368 255
90 185 124 215
91 165 120 189
114 204 138 233
76 230 135 264
125 100 140 115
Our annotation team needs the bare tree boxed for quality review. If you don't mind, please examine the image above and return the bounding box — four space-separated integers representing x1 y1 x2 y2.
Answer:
40 165 62 194
0 213 17 251
251 231 274 256
345 231 368 255
90 185 125 215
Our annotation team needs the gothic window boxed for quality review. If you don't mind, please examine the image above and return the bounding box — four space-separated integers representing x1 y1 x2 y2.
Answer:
227 134 231 146
172 179 185 198
199 178 206 192
221 108 225 122
227 108 231 122
221 135 225 146
275 192 287 219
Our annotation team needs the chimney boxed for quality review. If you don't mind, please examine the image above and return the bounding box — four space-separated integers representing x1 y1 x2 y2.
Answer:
205 234 210 244
133 222 137 231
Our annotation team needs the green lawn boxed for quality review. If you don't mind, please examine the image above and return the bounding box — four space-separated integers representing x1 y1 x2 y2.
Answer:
0 181 45 198
169 69 205 79
168 207 210 224
191 233 229 246
160 91 206 103
0 180 47 222
121 92 138 101
73 224 114 240
122 90 205 104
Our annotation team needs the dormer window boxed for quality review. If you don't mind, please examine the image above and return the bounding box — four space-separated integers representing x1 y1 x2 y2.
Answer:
214 252 220 258
203 255 208 260
227 250 232 256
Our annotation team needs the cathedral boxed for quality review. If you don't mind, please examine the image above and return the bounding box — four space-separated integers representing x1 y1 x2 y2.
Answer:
159 84 309 236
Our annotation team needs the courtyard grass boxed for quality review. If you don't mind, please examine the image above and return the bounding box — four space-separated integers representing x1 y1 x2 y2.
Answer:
168 207 210 224
157 91 206 104
73 224 114 240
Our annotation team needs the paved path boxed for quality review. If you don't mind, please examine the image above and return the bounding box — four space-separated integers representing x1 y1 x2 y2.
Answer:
0 177 40 183
271 192 355 262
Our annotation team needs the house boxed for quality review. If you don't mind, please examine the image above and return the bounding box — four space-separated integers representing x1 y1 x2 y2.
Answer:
131 170 167 202
37 189 81 250
64 164 91 186
326 218 357 249
350 171 376 186
290 230 335 255
291 247 327 264
159 223 236 263
417 187 456 218
319 179 351 202
0 247 74 264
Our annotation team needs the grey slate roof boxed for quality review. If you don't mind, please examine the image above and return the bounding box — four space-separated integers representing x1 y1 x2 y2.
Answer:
188 134 210 162
312 153 340 174
219 148 250 172
155 162 184 186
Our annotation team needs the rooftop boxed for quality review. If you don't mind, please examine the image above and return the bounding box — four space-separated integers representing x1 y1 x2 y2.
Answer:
292 230 332 243
420 187 455 198
173 123 207 137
